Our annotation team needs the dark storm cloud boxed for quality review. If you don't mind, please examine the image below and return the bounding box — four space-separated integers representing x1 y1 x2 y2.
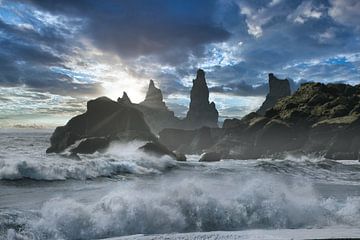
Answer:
25 0 231 64
1 0 359 103
198 0 360 96
0 3 102 96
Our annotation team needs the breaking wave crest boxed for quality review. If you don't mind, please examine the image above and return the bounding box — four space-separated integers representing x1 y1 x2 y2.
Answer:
3 175 360 240
0 141 177 180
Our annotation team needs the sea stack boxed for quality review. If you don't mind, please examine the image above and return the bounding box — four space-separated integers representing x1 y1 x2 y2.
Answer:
140 80 168 111
46 96 156 154
185 69 219 128
136 79 180 133
117 91 132 105
257 73 291 115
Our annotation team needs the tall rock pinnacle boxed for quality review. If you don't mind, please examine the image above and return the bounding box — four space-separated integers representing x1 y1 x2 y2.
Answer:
257 73 291 115
185 69 218 128
140 80 168 111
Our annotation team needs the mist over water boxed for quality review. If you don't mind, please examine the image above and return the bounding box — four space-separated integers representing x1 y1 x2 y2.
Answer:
0 131 176 180
1 130 360 240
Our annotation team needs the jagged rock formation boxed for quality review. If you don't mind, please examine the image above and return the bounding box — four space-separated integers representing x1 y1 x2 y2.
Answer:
115 71 220 133
117 91 132 105
139 142 186 161
140 80 168 111
135 80 181 133
257 73 291 115
184 69 219 128
46 96 156 154
159 81 360 160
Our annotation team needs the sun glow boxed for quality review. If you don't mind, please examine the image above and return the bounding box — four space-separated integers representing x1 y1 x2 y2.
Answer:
101 73 148 103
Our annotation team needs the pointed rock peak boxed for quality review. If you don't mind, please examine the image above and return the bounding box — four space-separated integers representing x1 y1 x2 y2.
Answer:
185 69 218 128
117 91 132 104
193 69 208 90
140 80 168 110
149 79 155 88
256 73 291 115
267 73 291 97
196 69 205 80
144 80 163 102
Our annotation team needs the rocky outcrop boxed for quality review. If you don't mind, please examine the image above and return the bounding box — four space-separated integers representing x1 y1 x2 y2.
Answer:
159 81 360 160
46 97 156 153
215 82 360 160
135 80 181 133
71 137 110 154
199 152 222 162
114 71 220 134
139 142 186 161
257 73 291 115
140 80 168 111
184 69 219 129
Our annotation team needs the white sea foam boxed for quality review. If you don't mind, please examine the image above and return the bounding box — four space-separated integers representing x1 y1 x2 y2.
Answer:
0 141 176 180
4 175 360 240
1 131 360 240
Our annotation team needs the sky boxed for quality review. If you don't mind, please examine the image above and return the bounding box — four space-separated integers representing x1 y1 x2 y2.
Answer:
0 0 359 127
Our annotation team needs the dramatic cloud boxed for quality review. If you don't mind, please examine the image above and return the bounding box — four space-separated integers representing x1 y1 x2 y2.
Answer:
328 0 360 31
0 0 359 126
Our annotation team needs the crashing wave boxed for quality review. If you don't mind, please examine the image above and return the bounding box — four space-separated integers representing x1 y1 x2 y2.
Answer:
0 141 177 180
3 175 360 240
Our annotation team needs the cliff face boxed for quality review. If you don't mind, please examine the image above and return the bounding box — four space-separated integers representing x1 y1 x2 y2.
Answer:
267 82 360 124
185 69 219 128
257 73 291 115
218 82 360 160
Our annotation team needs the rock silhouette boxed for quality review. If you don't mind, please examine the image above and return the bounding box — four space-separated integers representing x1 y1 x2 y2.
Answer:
257 73 291 115
119 74 220 134
46 97 156 153
159 81 360 160
185 69 219 128
47 69 360 160
117 91 132 105
135 80 181 133
140 80 168 111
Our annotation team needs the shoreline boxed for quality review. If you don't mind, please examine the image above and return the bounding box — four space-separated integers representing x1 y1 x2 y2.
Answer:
103 228 360 240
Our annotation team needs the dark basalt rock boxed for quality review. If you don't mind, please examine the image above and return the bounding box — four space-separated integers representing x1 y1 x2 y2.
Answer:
267 82 360 125
135 80 181 134
174 152 187 162
164 81 360 160
117 71 220 134
215 82 360 160
257 73 291 115
71 137 110 154
159 127 221 154
140 80 168 110
139 142 186 161
46 96 156 153
184 69 219 129
117 91 132 105
199 152 222 162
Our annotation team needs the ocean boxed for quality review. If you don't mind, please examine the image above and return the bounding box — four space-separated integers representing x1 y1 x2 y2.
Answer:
0 129 360 240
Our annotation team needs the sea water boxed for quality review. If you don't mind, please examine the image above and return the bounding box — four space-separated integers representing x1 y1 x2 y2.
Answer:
0 129 360 240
